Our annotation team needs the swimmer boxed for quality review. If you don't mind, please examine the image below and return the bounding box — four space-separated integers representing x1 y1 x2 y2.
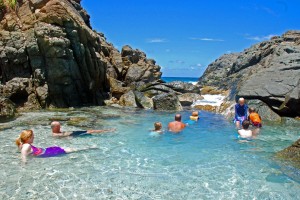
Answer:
190 111 200 121
234 97 248 129
237 120 253 139
168 114 186 133
51 121 116 137
152 122 163 134
16 130 96 163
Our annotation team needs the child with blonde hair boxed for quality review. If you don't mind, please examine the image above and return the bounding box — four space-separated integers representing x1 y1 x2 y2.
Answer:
16 130 96 163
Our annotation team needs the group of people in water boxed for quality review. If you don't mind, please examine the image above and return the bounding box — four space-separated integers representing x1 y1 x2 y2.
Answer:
15 97 262 162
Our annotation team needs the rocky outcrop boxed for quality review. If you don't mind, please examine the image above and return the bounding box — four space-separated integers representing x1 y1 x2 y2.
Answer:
0 97 15 121
153 93 182 111
276 138 300 169
198 31 300 118
178 93 203 106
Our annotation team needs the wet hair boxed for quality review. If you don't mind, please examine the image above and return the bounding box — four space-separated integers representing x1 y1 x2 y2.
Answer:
242 120 250 129
51 121 60 129
175 114 182 122
15 130 33 147
192 111 198 117
249 107 256 113
154 122 162 130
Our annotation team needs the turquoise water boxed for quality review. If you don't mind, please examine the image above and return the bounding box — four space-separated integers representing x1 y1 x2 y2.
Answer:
0 107 300 199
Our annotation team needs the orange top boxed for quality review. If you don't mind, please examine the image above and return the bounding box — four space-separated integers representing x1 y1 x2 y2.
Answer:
249 112 261 123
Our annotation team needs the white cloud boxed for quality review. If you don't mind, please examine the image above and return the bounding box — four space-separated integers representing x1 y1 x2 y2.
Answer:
146 38 167 43
246 34 277 41
189 37 224 42
196 63 202 67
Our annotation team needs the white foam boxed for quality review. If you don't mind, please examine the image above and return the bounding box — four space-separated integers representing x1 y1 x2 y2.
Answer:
188 81 198 85
192 94 225 107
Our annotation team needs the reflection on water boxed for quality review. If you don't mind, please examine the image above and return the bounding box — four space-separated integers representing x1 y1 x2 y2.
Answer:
0 107 299 199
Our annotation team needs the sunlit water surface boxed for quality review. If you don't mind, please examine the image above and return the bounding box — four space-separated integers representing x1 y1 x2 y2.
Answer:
0 107 299 199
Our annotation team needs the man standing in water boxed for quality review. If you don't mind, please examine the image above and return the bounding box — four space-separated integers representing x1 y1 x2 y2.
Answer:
51 121 115 137
168 114 186 133
234 97 248 129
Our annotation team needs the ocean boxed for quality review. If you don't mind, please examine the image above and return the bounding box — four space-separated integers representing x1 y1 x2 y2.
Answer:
162 77 199 85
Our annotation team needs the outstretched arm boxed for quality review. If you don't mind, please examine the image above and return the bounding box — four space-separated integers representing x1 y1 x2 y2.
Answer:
52 132 73 137
87 128 116 134
21 144 31 163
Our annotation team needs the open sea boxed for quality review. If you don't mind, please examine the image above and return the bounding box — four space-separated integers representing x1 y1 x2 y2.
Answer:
0 77 300 199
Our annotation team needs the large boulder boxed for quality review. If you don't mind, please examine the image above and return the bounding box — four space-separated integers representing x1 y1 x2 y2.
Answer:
119 90 137 107
276 138 300 169
247 100 282 122
198 30 300 118
178 93 203 106
153 93 182 111
0 98 15 121
134 90 153 109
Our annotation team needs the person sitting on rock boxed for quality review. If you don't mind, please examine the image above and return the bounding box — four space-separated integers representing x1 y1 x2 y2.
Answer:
168 114 186 133
234 97 248 129
152 122 164 134
190 111 200 121
51 121 116 137
248 107 262 128
237 120 253 139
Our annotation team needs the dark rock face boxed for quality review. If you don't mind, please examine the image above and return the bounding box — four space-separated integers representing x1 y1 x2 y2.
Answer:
153 93 182 111
198 31 300 118
0 0 110 109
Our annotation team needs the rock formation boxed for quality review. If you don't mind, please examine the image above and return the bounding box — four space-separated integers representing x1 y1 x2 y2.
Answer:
0 0 201 119
198 31 300 119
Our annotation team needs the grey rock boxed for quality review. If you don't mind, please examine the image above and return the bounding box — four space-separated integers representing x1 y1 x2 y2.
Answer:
247 100 281 122
164 81 200 94
178 93 204 106
134 90 153 109
0 98 15 121
119 90 137 107
153 93 183 111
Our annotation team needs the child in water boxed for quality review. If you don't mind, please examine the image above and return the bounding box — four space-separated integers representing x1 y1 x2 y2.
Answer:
248 107 262 128
152 122 163 134
237 120 253 139
190 111 200 121
16 130 96 163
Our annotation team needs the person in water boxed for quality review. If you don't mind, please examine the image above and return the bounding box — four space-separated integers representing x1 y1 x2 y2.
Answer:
168 114 186 133
51 121 116 137
16 130 95 163
190 111 200 121
152 122 163 134
234 97 248 129
248 107 262 128
237 120 253 139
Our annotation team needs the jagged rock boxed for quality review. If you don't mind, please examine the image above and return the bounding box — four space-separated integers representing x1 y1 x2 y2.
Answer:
199 30 300 118
119 90 137 107
164 81 200 94
276 138 300 169
108 77 130 99
153 93 182 111
134 90 153 109
142 84 178 98
0 97 15 121
178 93 203 106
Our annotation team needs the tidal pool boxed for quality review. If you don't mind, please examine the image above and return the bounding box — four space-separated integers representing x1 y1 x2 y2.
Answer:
0 107 299 199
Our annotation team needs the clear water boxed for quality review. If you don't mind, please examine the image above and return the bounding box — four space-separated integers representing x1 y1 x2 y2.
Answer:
162 77 199 84
0 107 300 200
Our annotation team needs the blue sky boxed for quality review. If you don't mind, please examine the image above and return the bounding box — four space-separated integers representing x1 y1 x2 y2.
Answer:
81 0 300 77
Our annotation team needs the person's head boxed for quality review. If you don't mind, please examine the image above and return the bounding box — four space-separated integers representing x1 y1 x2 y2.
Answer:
238 98 245 106
242 120 250 129
154 122 162 131
249 107 256 113
51 121 61 133
192 111 199 117
15 130 34 147
175 114 182 122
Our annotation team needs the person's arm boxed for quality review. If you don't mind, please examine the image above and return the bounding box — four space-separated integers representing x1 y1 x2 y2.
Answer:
52 131 73 137
87 128 116 134
21 144 31 163
245 105 249 118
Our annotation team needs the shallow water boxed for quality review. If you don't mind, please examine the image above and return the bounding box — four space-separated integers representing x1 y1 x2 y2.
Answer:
0 107 300 199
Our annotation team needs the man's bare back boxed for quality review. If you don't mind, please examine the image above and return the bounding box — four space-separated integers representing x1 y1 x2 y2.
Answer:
168 114 186 133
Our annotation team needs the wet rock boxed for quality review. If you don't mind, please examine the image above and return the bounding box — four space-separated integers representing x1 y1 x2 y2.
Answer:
134 90 153 109
276 138 300 169
153 93 182 111
108 77 130 99
0 97 15 121
178 93 203 106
